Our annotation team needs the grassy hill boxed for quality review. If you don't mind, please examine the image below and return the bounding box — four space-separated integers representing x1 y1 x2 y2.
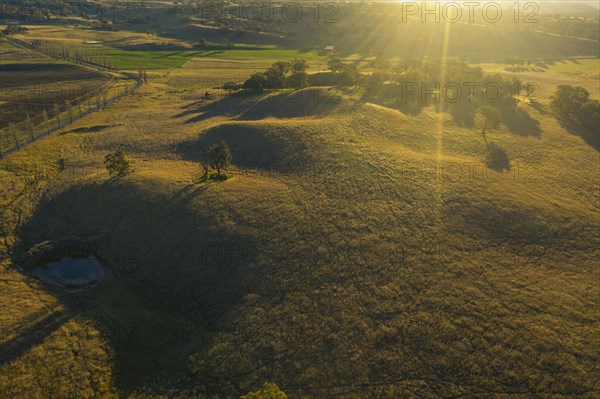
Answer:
1 74 598 397
0 6 599 397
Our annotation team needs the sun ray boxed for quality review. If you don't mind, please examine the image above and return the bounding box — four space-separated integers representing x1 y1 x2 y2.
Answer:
432 17 452 237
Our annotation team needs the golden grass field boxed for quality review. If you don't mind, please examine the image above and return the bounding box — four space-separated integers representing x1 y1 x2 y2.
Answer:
0 5 599 398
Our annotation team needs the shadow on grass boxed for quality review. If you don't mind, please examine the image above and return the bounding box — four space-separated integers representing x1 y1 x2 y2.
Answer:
14 179 266 395
359 89 427 116
486 142 511 172
557 119 600 151
174 92 263 124
526 101 549 116
65 124 117 134
498 104 541 137
194 50 224 57
0 306 69 366
175 120 300 173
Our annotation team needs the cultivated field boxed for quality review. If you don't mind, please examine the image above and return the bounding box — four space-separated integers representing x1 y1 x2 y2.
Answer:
0 40 112 128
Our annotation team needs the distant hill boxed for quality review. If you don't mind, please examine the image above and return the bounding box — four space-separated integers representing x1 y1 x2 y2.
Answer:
538 1 600 15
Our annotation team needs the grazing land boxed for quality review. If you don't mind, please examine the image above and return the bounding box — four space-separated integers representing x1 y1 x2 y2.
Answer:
0 1 599 398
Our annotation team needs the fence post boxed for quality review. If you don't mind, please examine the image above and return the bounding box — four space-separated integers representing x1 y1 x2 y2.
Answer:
9 124 20 151
27 114 35 142
65 100 73 124
43 109 50 135
53 103 61 129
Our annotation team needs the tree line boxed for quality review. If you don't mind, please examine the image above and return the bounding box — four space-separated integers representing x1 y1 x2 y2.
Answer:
223 57 361 93
240 59 309 92
29 40 119 71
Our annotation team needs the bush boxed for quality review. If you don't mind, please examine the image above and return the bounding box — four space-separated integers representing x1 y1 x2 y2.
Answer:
223 81 240 92
241 382 287 399
192 171 230 183
244 73 267 92
193 39 207 48
103 150 132 177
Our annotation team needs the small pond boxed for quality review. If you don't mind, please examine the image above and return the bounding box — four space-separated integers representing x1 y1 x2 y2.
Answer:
33 253 105 289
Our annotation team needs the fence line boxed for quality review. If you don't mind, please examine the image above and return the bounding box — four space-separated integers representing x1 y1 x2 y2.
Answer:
0 37 144 158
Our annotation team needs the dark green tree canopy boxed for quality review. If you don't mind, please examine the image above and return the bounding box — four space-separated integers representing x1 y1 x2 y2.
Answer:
207 140 232 175
478 105 502 132
104 150 132 177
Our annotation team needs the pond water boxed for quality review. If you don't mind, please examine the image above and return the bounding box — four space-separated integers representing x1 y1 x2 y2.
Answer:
33 254 105 289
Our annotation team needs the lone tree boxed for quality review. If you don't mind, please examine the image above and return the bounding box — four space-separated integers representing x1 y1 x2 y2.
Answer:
477 105 502 150
207 140 232 176
104 150 132 177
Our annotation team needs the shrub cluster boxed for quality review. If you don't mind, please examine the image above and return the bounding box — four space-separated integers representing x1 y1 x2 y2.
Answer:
551 85 599 135
242 60 309 92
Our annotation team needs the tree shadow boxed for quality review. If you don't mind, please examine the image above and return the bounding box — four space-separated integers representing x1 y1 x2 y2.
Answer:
447 101 476 127
0 306 68 366
64 124 118 135
504 67 530 72
498 104 541 137
175 120 306 174
526 101 549 116
173 92 263 124
557 119 600 151
486 142 511 172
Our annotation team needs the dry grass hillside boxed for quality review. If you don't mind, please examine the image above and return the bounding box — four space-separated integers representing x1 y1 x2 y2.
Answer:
1 72 598 398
